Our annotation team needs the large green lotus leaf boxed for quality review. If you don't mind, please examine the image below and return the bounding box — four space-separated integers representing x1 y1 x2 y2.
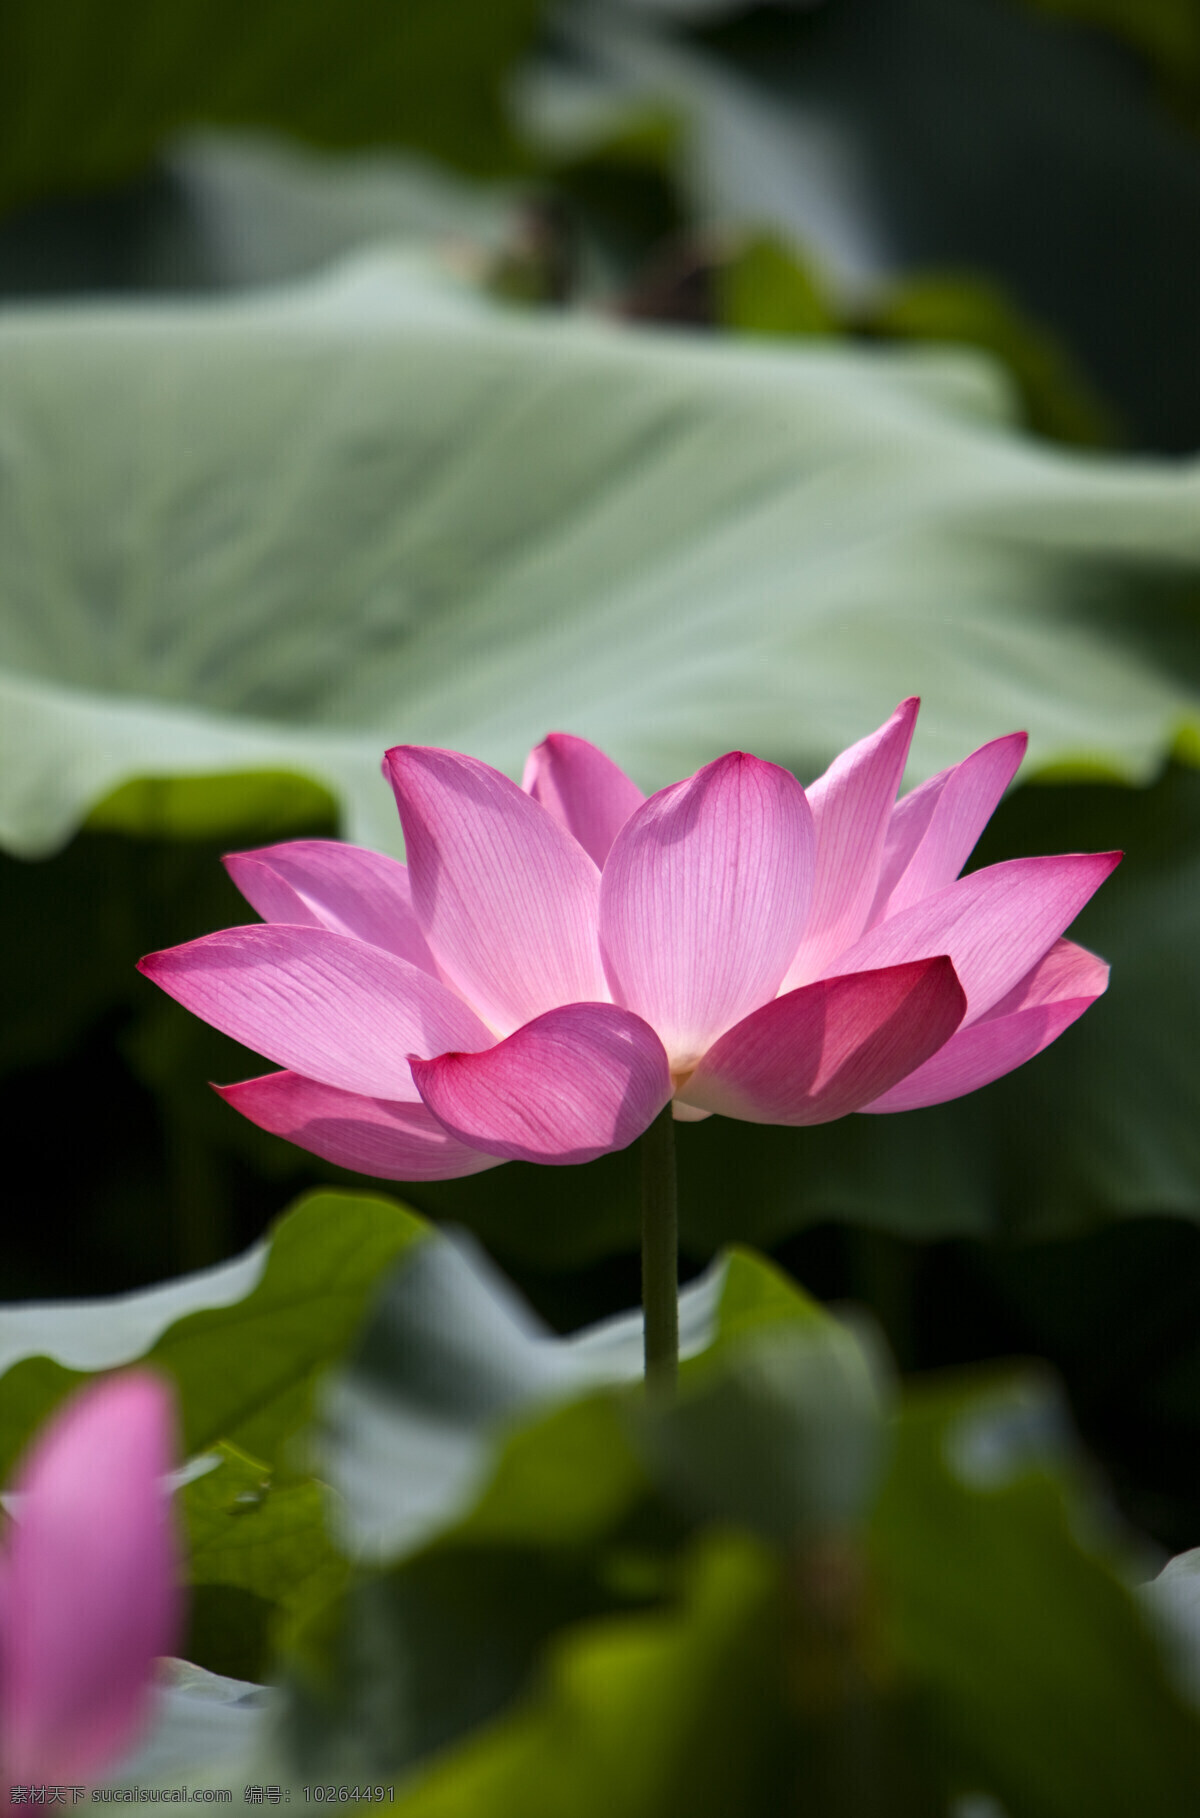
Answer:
313 1233 820 1562
290 1289 874 1791
0 1188 426 1480
529 0 1200 449
872 1370 1200 1816
278 1242 836 1784
0 0 545 217
0 130 521 301
285 1395 660 1783
2 258 1200 861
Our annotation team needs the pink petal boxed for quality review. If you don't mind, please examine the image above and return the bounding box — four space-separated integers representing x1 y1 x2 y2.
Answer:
384 746 608 1036
410 1003 672 1164
867 731 1028 926
821 851 1121 1022
522 732 646 868
2 1372 180 1783
138 924 493 1100
599 752 816 1070
216 1072 505 1180
781 698 918 990
863 938 1109 1112
224 839 439 974
681 956 966 1126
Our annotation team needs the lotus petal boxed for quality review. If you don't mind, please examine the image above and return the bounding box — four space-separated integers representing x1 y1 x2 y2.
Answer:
384 746 608 1036
410 1002 671 1164
863 938 1108 1112
522 731 645 867
216 1071 504 1179
683 956 965 1125
225 838 438 973
600 751 815 1070
139 924 492 1100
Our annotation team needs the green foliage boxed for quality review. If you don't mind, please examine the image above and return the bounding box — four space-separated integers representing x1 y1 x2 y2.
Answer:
0 0 545 219
278 1236 1200 1807
637 1320 887 1544
0 1189 427 1481
1 8 1197 1801
86 771 340 842
719 231 1118 445
5 1186 1195 1802
284 1242 828 1785
393 1533 794 1818
536 0 1200 449
872 1372 1200 1816
183 1443 347 1682
717 233 838 337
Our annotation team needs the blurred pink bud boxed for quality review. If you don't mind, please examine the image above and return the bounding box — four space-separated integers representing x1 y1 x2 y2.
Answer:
0 1371 181 1784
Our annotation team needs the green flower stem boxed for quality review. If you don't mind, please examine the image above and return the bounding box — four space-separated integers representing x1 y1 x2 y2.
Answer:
639 1101 679 1394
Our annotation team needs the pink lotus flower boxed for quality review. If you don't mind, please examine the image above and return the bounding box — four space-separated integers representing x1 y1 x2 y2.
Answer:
0 1372 181 1785
138 700 1118 1178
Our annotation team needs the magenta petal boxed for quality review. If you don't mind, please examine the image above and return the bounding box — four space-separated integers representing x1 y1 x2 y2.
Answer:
384 746 607 1035
217 1072 505 1180
139 924 493 1100
862 938 1109 1112
522 732 646 867
2 1372 180 1783
410 1002 672 1164
682 956 966 1126
823 851 1121 1021
600 752 816 1068
781 697 918 989
224 839 439 974
868 731 1028 926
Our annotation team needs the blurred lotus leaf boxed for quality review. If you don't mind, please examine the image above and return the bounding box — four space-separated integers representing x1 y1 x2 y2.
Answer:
2 254 1199 865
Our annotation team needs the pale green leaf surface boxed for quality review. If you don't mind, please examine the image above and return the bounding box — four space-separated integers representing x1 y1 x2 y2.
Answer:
1142 1546 1200 1707
2 256 1200 858
152 131 520 292
108 1659 280 1789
